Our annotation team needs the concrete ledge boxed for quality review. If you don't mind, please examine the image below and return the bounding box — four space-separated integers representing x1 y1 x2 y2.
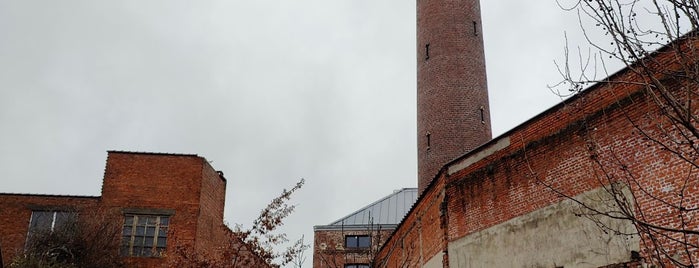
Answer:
447 137 510 176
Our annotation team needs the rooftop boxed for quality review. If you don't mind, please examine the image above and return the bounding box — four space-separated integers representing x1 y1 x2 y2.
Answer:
315 188 418 230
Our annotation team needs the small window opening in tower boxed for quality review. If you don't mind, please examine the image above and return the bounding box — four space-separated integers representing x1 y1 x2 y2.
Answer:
479 106 485 124
426 132 431 150
473 21 478 36
425 43 430 60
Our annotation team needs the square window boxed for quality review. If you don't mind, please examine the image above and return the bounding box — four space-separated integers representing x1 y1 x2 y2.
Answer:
28 211 53 232
124 215 134 225
158 228 168 237
357 236 370 247
345 236 357 248
133 236 144 246
121 214 169 257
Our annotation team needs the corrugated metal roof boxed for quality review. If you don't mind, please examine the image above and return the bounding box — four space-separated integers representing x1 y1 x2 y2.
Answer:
327 188 418 226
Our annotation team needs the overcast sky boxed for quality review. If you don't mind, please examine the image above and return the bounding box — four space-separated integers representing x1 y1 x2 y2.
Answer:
1 1 595 266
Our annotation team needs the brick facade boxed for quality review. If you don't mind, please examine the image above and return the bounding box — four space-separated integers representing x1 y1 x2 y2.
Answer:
0 151 269 267
313 228 394 268
0 194 100 264
377 37 699 267
375 177 446 267
314 188 417 268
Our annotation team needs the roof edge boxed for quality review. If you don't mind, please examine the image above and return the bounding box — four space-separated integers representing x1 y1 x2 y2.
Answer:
327 188 418 225
107 150 199 157
314 224 399 231
0 193 100 199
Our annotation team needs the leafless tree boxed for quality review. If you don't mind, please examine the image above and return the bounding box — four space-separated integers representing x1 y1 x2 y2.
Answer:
290 235 307 268
233 178 308 267
170 179 308 268
545 0 699 267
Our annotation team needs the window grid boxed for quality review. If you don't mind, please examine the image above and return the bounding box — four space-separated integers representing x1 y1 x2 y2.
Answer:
121 215 169 257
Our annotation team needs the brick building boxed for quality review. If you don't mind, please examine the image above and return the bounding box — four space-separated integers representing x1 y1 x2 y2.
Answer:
316 0 699 267
0 151 269 267
374 36 699 265
313 188 417 268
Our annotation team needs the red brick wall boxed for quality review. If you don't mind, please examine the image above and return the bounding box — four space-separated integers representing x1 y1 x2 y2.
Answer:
444 83 697 265
0 151 253 268
100 152 205 266
417 0 492 193
100 152 204 212
376 177 446 267
444 42 695 241
382 37 699 267
195 162 227 254
0 194 98 267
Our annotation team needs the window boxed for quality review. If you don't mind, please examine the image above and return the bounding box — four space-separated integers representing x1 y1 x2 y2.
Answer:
121 214 169 257
425 43 430 60
479 106 485 124
426 132 431 150
345 235 370 248
28 211 75 235
345 264 370 268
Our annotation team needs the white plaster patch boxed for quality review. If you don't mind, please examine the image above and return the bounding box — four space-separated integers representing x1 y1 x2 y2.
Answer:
422 251 443 268
661 185 673 193
448 137 510 175
447 186 639 268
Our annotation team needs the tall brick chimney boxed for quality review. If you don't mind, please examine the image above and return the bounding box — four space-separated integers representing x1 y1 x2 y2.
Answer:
417 0 492 193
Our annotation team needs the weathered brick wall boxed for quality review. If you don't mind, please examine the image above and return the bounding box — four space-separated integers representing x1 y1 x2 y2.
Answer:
314 228 394 268
195 161 227 255
444 87 696 266
0 151 260 268
376 177 446 268
382 37 699 267
0 194 98 266
100 151 206 267
445 41 698 260
417 0 492 193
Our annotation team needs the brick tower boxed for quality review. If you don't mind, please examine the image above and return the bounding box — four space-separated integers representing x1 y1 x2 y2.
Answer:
417 0 492 192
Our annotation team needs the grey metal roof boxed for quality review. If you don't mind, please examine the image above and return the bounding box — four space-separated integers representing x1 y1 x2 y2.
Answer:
326 188 418 227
